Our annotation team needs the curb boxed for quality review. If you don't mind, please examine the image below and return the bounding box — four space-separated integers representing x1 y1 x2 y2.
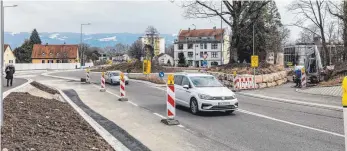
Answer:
3 78 33 98
295 88 342 97
58 89 130 151
237 92 342 111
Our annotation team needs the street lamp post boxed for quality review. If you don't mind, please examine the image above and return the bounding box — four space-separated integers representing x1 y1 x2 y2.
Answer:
0 1 18 127
80 23 91 66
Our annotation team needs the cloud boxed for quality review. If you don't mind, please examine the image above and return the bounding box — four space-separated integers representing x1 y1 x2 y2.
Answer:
49 33 60 39
99 36 117 42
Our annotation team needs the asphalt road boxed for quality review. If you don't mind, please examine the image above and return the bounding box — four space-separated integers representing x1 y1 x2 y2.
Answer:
51 70 344 151
2 78 27 92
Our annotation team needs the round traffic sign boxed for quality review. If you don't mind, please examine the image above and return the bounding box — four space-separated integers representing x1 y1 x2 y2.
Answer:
159 72 164 78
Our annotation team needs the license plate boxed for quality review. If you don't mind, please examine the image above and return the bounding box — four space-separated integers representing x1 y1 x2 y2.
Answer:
218 102 230 106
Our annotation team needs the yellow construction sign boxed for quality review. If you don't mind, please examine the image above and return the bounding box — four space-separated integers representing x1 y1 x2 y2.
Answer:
86 68 90 72
167 74 174 85
301 68 305 74
342 76 347 107
143 60 151 74
120 72 124 80
251 55 258 68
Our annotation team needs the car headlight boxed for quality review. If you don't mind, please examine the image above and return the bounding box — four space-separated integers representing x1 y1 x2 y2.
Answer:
225 95 236 100
198 94 213 100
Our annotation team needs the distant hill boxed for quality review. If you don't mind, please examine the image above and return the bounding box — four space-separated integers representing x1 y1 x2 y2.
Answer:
4 32 176 48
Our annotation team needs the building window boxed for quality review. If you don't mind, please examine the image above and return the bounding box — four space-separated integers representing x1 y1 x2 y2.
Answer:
188 60 193 66
204 43 207 49
200 43 203 49
57 60 61 63
211 43 218 49
188 52 193 58
9 60 13 63
42 60 45 63
200 52 203 58
178 44 183 50
188 43 193 49
42 53 45 56
50 52 53 56
212 52 218 58
211 61 218 66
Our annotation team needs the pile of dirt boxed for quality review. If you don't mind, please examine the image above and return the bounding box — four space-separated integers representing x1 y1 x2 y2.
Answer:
1 92 114 151
209 62 284 75
92 61 182 73
30 81 60 94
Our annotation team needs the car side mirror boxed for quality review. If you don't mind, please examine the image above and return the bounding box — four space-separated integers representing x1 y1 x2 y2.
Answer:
183 85 189 89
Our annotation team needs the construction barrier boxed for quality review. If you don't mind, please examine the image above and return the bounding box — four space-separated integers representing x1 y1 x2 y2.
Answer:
342 76 347 151
86 68 90 84
100 72 106 92
301 68 306 88
233 75 256 90
161 74 179 125
118 72 128 101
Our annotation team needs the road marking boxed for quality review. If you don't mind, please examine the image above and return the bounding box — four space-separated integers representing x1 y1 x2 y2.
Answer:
177 124 184 128
153 113 166 119
128 101 138 107
237 109 344 138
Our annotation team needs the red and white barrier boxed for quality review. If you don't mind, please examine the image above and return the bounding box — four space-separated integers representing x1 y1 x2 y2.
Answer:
233 75 256 90
167 85 175 119
86 69 90 84
118 72 128 101
100 72 106 92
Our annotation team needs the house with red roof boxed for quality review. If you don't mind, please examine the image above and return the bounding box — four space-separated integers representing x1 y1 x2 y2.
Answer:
31 43 79 63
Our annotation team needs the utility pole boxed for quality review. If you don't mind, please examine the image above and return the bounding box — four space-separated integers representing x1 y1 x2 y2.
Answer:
253 23 256 88
220 0 223 65
80 23 91 66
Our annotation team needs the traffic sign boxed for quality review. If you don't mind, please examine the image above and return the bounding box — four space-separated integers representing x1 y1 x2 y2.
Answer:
301 67 305 74
167 74 174 85
202 60 208 67
233 71 237 77
251 55 258 68
159 72 164 78
120 72 124 80
342 77 347 106
143 60 151 74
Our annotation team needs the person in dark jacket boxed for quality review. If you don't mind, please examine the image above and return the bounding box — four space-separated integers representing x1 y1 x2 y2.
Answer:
295 68 302 88
5 65 15 87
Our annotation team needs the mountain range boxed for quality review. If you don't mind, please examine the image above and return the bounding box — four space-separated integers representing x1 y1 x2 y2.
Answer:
4 32 177 49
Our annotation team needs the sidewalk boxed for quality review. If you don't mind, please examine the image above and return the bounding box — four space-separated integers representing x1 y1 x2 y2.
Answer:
239 83 342 108
296 85 342 97
37 78 228 151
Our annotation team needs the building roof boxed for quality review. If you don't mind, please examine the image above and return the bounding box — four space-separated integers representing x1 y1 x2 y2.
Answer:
32 44 79 59
178 28 225 41
4 44 10 51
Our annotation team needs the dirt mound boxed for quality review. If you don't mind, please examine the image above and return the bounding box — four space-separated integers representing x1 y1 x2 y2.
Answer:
2 92 114 150
93 61 182 73
30 81 60 94
210 62 284 75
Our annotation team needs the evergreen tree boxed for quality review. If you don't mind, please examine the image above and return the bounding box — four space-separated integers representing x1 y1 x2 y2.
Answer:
29 29 42 45
167 59 171 66
14 40 32 63
177 52 186 67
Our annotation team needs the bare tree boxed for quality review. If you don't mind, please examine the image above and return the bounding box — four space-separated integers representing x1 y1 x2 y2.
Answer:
295 24 319 44
128 40 143 61
181 0 269 64
145 26 160 60
327 0 347 61
279 26 291 47
287 0 330 65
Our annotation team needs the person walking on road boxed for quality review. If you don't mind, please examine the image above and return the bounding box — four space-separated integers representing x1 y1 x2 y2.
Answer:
294 67 302 88
5 65 15 87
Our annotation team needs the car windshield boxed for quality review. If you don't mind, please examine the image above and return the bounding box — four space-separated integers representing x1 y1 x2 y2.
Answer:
190 76 223 87
110 72 120 76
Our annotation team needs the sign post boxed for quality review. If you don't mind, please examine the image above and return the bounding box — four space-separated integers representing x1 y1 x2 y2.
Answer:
161 74 179 125
342 76 347 151
159 71 164 81
251 55 258 89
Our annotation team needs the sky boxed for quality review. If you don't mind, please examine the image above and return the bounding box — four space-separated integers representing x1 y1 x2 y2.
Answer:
3 0 299 41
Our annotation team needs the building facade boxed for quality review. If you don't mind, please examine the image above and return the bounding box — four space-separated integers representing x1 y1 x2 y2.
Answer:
174 27 228 67
4 44 16 64
31 44 79 63
158 53 174 66
139 36 165 56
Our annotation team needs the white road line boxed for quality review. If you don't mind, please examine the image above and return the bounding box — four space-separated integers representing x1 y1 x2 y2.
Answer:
237 109 344 138
128 101 138 107
153 113 166 119
177 124 185 128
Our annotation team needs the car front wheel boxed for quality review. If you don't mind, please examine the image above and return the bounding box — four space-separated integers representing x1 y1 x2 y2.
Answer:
225 110 234 114
190 98 199 115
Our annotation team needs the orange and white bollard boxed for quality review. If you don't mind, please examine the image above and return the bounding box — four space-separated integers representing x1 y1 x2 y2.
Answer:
301 68 306 88
118 72 128 101
161 74 179 125
86 68 90 84
100 72 106 92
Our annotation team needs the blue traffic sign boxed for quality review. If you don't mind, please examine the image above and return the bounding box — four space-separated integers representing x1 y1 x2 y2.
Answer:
159 72 164 77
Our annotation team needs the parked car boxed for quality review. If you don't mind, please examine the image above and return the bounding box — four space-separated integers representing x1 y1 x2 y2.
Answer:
105 70 129 85
174 73 238 115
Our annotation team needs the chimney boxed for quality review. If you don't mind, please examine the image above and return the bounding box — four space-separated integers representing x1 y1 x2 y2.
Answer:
188 28 190 32
213 26 216 30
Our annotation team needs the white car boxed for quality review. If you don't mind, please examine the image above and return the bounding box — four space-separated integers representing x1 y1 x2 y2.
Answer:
105 71 129 85
174 73 238 115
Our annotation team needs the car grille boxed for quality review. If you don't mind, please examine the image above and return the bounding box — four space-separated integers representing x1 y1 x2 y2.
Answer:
211 96 235 100
210 105 236 110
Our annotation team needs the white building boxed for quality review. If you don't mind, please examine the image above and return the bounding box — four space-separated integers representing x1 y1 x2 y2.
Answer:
158 53 174 66
174 27 229 67
139 36 165 56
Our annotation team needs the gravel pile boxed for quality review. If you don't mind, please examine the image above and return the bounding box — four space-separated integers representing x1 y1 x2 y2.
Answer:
30 81 60 95
1 92 114 151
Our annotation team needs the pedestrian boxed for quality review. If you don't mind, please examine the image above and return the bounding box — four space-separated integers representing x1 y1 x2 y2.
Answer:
5 65 15 87
295 67 302 88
